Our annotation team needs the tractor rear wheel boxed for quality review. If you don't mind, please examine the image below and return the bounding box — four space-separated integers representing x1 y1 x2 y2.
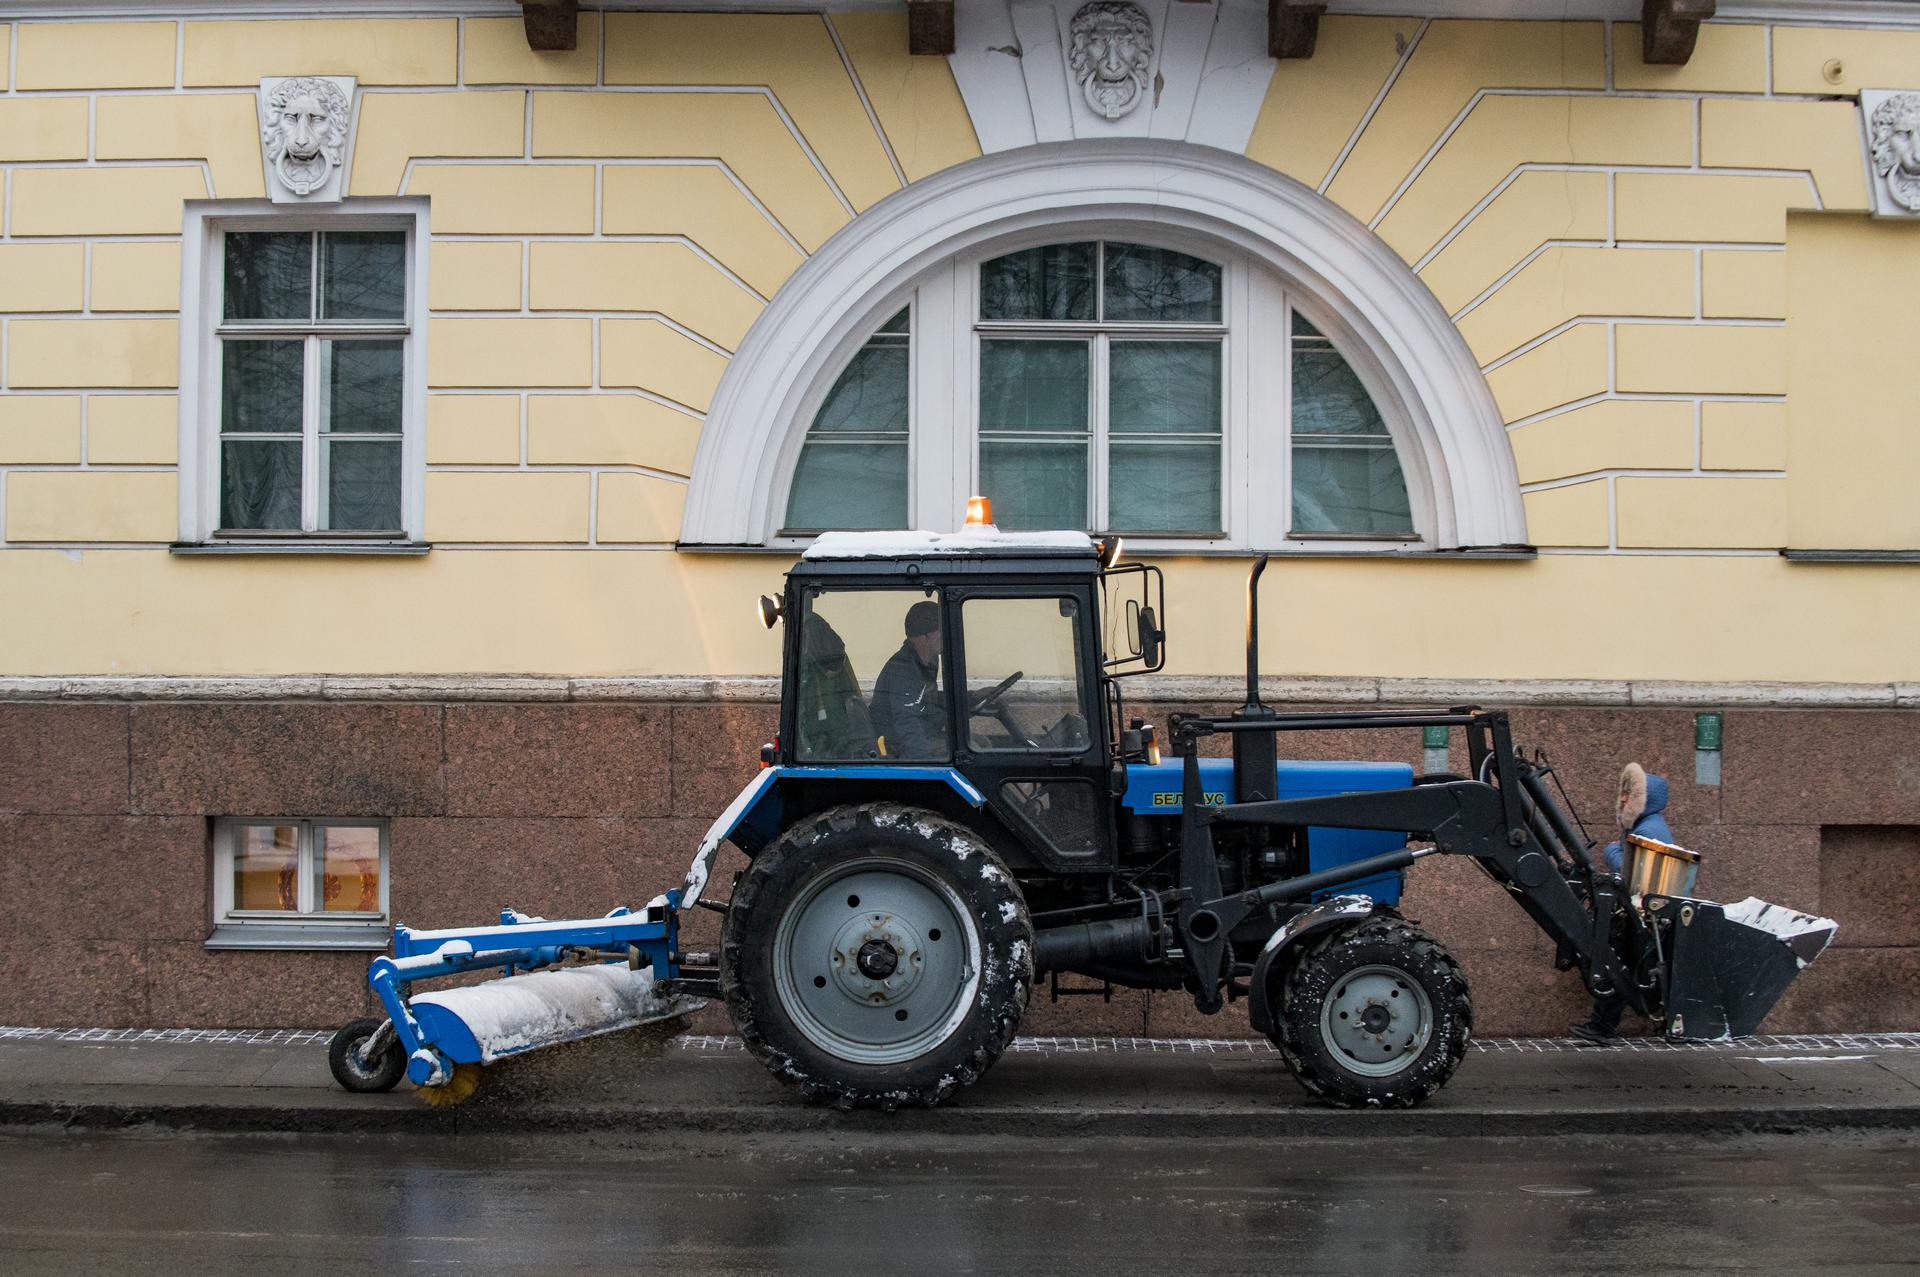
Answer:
1270 914 1471 1108
720 802 1031 1110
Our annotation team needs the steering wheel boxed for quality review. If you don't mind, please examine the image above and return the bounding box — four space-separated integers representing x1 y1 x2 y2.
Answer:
967 670 1024 715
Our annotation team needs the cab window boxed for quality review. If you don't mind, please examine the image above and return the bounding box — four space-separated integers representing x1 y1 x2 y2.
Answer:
794 588 950 763
960 596 1091 753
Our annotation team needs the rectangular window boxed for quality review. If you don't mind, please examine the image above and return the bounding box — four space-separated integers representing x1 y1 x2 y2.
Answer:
976 241 1224 536
182 202 427 547
209 817 390 950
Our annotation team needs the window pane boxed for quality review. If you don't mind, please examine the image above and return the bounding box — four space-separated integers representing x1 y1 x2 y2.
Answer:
320 231 406 321
980 439 1089 531
1110 442 1222 534
220 440 302 530
1102 243 1222 323
324 439 402 531
224 232 311 322
1291 443 1415 536
795 588 947 763
232 824 300 911
1109 341 1221 434
979 339 1089 432
323 340 404 434
786 440 908 531
875 306 909 335
962 596 1088 754
980 243 1096 321
317 826 382 914
221 340 304 433
1292 346 1392 437
810 341 908 434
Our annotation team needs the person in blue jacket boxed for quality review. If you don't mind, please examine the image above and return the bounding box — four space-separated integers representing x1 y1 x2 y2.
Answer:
1570 763 1674 1044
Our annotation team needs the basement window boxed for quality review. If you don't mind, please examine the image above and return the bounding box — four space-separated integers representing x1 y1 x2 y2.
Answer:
206 817 391 950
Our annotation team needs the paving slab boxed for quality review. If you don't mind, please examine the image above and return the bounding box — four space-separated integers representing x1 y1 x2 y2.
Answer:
2 1028 1918 1140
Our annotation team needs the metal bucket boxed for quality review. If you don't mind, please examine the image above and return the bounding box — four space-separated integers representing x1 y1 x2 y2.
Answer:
1656 896 1837 1040
1626 834 1700 897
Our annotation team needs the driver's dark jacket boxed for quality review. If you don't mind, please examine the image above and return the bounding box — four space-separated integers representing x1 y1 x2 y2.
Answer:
870 641 945 759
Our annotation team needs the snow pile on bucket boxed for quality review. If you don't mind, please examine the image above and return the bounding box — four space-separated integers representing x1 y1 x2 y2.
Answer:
1720 897 1838 968
412 965 703 1063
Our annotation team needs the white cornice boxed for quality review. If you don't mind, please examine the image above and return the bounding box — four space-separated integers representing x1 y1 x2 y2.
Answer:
1 673 1911 708
2 1 1919 30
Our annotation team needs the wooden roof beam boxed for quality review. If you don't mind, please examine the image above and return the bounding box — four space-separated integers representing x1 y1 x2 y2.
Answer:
519 0 578 52
908 0 955 56
1269 1 1328 60
1642 0 1716 65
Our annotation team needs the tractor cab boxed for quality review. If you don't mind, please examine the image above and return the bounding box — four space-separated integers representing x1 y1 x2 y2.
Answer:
757 527 1153 874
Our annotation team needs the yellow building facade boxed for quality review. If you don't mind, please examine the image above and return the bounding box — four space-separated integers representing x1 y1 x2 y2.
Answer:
0 1 1914 1036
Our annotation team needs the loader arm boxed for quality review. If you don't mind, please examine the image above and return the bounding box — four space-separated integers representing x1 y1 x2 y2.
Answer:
1201 778 1635 1006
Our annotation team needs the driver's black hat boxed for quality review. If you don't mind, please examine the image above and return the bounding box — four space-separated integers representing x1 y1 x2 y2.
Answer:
904 600 941 638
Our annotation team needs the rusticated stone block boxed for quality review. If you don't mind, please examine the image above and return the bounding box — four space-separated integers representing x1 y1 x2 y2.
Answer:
0 815 208 943
388 817 630 930
1818 824 1920 948
0 940 149 1026
669 704 776 819
1767 947 1920 1033
1454 944 1594 1037
1026 983 1149 1036
0 704 129 814
1402 854 1550 956
131 703 445 816
1141 987 1240 1039
1694 824 1821 918
446 704 669 818
1505 707 1717 835
1723 710 1920 825
145 942 371 1028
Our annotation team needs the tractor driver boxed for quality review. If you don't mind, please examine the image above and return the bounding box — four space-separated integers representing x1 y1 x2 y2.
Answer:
871 599 947 759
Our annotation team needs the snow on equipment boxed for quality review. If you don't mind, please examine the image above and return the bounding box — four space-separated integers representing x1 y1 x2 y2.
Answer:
327 901 702 1105
334 523 1836 1109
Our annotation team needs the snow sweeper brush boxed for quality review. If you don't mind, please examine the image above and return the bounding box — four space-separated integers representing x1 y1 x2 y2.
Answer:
327 897 703 1106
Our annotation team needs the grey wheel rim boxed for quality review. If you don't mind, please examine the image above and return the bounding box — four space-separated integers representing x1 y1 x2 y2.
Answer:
1319 963 1433 1077
771 856 981 1066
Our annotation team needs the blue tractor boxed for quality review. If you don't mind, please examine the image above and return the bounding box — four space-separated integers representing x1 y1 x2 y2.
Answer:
331 526 1836 1110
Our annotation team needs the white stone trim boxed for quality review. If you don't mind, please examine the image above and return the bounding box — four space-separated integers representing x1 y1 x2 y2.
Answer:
2 673 1912 709
8 2 1920 32
682 139 1526 550
951 0 1276 155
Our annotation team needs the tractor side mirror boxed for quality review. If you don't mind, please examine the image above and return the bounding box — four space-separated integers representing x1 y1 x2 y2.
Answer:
1137 606 1163 666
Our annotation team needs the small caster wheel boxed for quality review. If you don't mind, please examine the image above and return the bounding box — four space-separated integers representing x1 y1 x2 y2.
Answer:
328 1018 405 1093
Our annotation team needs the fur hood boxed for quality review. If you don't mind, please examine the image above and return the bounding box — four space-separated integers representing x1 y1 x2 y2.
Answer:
1616 762 1672 839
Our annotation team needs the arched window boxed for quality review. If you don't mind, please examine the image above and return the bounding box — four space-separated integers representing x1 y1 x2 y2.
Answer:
781 236 1415 545
686 142 1524 553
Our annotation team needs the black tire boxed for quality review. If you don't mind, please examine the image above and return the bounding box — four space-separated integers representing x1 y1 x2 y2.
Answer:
720 802 1031 1110
1270 914 1471 1109
328 1017 405 1093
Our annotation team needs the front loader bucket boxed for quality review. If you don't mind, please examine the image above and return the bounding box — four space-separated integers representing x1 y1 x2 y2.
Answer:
1661 896 1837 1041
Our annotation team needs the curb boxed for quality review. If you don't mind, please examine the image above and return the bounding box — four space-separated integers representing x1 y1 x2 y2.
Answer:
6 1097 1918 1140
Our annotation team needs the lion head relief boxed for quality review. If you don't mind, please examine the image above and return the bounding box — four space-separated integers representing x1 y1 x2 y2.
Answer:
1069 1 1154 122
262 76 352 198
1869 92 1920 213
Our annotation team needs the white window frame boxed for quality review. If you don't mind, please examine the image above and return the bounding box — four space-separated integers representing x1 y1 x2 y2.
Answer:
178 198 430 547
773 224 1427 553
208 816 391 951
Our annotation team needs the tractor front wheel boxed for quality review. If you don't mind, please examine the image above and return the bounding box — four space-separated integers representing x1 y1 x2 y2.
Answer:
1270 914 1471 1108
720 802 1031 1110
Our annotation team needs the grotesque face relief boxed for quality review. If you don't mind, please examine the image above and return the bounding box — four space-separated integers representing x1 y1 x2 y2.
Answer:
1068 1 1154 122
1869 92 1920 213
262 77 352 198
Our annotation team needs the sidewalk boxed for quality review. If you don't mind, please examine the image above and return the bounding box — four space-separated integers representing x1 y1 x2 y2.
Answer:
3 1027 1918 1139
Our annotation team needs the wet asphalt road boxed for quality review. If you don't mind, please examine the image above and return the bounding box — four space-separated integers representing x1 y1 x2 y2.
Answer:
0 1129 1915 1275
